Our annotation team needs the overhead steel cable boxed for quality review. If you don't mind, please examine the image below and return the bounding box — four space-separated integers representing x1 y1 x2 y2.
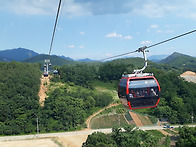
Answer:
146 29 196 49
100 29 196 61
100 50 137 61
49 0 62 56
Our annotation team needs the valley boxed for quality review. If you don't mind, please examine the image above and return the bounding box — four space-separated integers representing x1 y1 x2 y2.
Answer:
0 50 196 146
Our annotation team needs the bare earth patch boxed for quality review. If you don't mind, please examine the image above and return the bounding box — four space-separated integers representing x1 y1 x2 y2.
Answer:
0 139 58 147
57 134 89 147
38 75 50 106
180 71 196 83
129 111 143 126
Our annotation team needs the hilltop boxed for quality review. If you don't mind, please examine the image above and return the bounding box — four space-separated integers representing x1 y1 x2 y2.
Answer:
0 48 99 66
158 52 196 71
158 52 196 66
23 54 77 66
0 48 38 61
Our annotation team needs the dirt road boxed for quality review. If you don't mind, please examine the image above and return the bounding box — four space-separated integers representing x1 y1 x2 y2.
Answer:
129 111 143 126
38 76 50 106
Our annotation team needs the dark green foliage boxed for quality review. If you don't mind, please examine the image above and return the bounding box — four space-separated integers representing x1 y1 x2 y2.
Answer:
55 57 196 125
0 62 41 135
176 127 196 147
1 54 196 137
58 64 98 87
83 132 117 147
144 68 196 124
98 62 130 81
83 125 160 147
40 86 113 132
98 57 153 81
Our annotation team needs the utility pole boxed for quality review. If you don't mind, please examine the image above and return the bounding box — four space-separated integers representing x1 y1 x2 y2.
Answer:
36 117 39 134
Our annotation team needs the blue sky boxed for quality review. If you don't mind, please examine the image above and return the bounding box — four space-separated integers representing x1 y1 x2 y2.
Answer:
0 0 195 60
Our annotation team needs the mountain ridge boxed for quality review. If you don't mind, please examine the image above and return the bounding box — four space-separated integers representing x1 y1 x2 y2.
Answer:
0 48 195 70
158 52 196 71
0 48 39 61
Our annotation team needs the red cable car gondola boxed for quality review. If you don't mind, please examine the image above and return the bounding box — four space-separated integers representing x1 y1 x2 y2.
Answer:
118 47 161 110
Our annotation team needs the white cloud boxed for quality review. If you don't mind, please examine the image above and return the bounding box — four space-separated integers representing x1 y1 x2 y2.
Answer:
0 0 89 16
57 27 63 31
103 53 113 58
156 30 163 33
133 1 178 18
0 0 195 20
0 0 57 15
105 32 122 38
79 45 84 48
80 32 85 35
141 41 152 45
150 25 159 29
156 29 174 34
124 36 133 40
105 32 133 40
68 45 75 48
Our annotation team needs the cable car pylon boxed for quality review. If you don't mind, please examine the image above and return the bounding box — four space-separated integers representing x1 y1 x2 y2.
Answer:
43 0 62 77
43 59 51 77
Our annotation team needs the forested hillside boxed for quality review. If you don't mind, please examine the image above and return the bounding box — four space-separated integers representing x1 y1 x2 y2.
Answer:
83 125 168 147
0 48 38 61
53 58 196 125
0 62 41 135
144 67 196 124
83 125 196 147
158 52 196 72
0 56 196 136
0 62 113 135
40 85 112 132
23 54 77 66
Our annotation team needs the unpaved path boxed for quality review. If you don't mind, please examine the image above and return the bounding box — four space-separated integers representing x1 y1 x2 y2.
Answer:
158 129 172 136
38 75 50 106
129 111 143 126
85 103 120 129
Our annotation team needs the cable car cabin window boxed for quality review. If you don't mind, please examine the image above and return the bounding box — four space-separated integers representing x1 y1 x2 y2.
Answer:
128 78 159 98
118 79 128 98
126 78 160 109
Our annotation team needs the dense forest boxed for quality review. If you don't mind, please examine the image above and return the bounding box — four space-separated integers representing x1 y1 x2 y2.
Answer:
54 59 196 124
0 62 113 135
83 125 169 147
40 86 112 132
83 125 196 147
0 62 41 135
0 57 195 137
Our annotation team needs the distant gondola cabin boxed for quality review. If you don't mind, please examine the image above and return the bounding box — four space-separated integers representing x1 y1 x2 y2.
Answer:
53 70 58 75
43 72 48 77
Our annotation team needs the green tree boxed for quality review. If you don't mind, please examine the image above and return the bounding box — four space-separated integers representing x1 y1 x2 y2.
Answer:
176 127 196 147
83 132 116 147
